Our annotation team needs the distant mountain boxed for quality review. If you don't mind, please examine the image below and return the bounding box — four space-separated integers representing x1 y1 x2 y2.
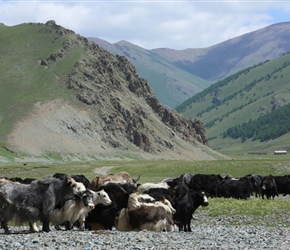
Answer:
89 37 210 109
0 21 225 162
176 52 290 155
89 22 290 108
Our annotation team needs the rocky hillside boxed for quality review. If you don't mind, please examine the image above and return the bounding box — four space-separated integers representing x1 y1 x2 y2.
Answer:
0 21 225 162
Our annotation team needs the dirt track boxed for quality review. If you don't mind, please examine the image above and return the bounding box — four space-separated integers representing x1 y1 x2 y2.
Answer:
94 166 114 175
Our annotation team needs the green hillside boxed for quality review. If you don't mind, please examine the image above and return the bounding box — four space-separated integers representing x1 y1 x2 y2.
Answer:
0 22 84 140
176 53 290 155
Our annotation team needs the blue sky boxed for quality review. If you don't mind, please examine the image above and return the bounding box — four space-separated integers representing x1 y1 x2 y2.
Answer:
1 0 290 49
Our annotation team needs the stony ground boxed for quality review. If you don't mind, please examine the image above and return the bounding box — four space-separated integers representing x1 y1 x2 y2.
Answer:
1 214 289 250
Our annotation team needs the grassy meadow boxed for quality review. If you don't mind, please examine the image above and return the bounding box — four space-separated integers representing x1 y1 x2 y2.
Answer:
1 158 290 228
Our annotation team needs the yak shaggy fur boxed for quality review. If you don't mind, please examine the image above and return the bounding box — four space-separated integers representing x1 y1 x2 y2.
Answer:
0 177 82 233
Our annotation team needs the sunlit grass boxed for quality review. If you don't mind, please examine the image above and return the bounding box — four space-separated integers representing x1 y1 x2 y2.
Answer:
1 159 290 182
205 197 290 217
196 196 290 227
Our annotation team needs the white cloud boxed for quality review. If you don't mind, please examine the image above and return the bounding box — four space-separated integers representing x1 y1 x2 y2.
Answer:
0 1 290 49
35 3 90 31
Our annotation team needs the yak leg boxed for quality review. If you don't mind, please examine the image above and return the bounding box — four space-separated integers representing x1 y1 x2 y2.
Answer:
42 219 50 232
78 216 86 230
65 221 73 230
29 222 39 232
187 221 192 232
1 220 10 234
54 224 61 230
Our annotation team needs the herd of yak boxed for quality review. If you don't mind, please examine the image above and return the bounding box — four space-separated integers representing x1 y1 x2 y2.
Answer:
0 171 289 234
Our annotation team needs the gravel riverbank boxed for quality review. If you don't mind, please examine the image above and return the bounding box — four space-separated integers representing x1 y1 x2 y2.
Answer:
1 218 289 250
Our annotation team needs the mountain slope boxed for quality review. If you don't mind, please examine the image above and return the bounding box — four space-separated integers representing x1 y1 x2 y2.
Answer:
176 52 290 155
90 22 290 108
173 22 290 81
88 38 211 109
0 21 224 162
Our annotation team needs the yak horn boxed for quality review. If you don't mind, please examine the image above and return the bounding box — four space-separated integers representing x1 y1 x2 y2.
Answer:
133 175 140 182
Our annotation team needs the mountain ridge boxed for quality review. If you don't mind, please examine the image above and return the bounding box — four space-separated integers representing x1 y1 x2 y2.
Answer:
89 22 290 108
